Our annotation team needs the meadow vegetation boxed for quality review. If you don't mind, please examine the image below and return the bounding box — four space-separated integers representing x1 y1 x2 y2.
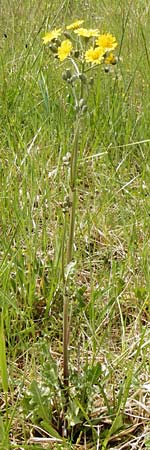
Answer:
0 0 150 448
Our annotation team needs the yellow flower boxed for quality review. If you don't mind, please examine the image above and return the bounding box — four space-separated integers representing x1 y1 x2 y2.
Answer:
96 33 117 51
66 19 84 30
57 39 73 61
105 52 117 65
85 46 105 64
74 27 100 38
42 28 62 44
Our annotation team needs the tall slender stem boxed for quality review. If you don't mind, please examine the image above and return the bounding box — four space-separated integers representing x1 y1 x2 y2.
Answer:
63 117 80 398
67 120 79 264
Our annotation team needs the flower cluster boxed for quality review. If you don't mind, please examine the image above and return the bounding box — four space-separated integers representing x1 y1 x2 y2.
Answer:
42 20 118 66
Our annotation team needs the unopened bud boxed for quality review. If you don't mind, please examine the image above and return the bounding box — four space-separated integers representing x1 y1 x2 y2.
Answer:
89 77 94 86
74 50 80 58
54 38 61 46
70 74 77 83
62 69 72 81
49 43 58 53
62 71 68 81
66 68 72 79
79 73 87 83
64 31 71 39
104 66 110 73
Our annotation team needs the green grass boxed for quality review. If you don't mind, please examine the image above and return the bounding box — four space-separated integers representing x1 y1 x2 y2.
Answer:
0 0 150 448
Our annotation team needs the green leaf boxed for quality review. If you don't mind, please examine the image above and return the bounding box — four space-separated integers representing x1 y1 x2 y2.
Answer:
67 398 83 427
30 380 50 422
85 362 102 385
110 413 123 434
145 437 150 449
74 397 98 440
0 315 8 393
41 420 62 440
102 413 124 449
0 417 9 449
0 417 5 441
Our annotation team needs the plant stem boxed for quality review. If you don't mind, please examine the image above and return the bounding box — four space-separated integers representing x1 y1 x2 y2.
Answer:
63 117 80 399
67 120 79 263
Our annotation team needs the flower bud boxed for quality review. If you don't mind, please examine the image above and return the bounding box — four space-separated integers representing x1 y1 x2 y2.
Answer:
62 71 68 81
62 68 72 81
54 38 61 46
49 43 58 53
89 77 94 86
70 74 77 83
73 50 80 58
66 68 72 79
79 73 87 83
104 66 110 73
64 31 71 39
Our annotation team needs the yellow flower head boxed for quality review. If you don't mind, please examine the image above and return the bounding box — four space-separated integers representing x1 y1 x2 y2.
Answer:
96 33 117 51
85 46 105 64
74 27 100 38
42 28 62 44
57 39 73 61
105 52 117 65
66 19 84 30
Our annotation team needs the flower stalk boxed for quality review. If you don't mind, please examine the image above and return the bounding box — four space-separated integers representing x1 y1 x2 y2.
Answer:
42 20 119 436
62 117 80 425
67 120 79 263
